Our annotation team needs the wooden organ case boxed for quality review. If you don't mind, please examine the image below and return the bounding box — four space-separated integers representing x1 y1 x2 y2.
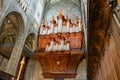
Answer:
35 10 84 78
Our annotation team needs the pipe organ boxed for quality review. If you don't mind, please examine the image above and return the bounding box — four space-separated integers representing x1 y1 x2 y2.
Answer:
35 10 84 78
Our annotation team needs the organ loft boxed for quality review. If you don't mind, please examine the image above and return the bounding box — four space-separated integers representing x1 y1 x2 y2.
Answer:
35 10 84 78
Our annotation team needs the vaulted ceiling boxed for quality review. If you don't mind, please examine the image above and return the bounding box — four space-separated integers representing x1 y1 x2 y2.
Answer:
44 0 81 21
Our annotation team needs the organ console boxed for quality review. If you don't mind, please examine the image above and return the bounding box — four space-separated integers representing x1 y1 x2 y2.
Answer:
35 10 84 78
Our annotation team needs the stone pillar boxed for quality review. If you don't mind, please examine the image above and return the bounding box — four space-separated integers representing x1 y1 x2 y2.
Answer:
75 59 87 80
24 59 44 80
5 35 26 76
24 59 35 80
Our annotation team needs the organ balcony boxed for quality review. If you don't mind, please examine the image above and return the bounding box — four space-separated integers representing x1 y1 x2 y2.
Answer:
34 10 84 78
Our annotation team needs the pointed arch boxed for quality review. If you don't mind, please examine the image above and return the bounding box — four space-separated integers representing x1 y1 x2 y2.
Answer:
0 11 24 58
24 33 36 53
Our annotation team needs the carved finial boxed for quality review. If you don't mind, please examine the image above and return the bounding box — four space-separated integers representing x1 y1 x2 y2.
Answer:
77 15 81 22
52 16 54 20
78 15 81 19
20 56 25 65
51 16 55 23
66 14 69 21
58 9 63 16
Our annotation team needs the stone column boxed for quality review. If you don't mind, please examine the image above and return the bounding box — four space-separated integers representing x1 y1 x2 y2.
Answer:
5 35 26 76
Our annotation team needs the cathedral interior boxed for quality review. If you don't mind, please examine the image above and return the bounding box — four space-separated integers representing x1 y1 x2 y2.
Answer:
0 0 120 80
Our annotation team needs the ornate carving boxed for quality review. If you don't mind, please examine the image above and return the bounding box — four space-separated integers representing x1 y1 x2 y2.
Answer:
35 50 84 78
35 10 84 78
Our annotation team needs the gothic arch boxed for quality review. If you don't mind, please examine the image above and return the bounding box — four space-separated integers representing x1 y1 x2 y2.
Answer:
24 33 36 53
0 11 24 58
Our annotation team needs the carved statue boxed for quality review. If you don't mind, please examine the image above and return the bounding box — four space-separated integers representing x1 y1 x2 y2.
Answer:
57 9 65 20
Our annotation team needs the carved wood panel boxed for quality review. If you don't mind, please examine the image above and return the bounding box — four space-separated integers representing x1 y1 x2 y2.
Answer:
47 54 69 73
38 32 83 50
35 50 84 78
